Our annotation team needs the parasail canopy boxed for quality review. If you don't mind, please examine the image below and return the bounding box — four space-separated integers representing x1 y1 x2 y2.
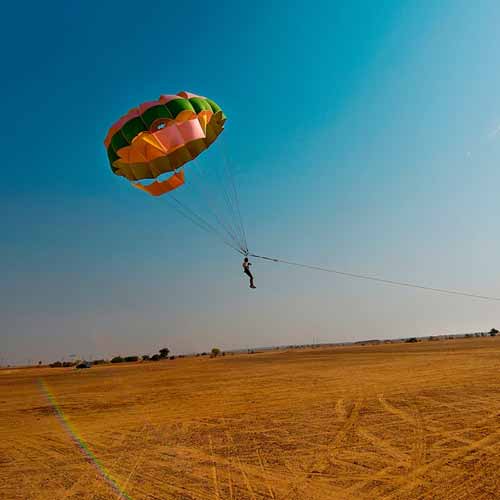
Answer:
104 91 226 196
104 91 248 254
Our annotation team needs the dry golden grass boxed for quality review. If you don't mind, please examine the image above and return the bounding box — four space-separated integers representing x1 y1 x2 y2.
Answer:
1 337 500 499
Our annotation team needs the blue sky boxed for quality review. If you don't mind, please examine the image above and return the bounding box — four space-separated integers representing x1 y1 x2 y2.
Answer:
2 1 500 364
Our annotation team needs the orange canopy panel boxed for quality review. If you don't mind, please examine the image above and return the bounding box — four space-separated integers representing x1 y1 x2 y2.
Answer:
133 170 185 197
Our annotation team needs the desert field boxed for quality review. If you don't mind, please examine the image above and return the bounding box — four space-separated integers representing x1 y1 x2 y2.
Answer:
1 337 500 500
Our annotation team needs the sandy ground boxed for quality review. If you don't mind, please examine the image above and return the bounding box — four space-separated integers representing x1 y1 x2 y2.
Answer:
1 337 500 500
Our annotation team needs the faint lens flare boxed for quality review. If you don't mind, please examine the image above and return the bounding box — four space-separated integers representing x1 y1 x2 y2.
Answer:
38 378 133 500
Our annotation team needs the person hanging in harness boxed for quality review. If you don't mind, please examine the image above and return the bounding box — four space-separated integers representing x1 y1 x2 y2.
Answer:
243 257 256 289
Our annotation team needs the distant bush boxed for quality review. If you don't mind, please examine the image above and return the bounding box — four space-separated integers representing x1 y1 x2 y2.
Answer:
111 356 124 363
49 361 62 368
201 352 207 356
405 338 418 343
211 348 221 358
62 362 75 367
142 355 150 361
124 356 139 363
489 328 498 337
169 355 176 360
151 354 160 361
92 359 106 365
465 334 473 338
159 348 170 359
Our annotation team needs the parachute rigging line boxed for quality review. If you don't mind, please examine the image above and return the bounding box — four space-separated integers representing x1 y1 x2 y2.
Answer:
189 158 248 254
220 145 248 254
249 254 500 302
166 194 246 255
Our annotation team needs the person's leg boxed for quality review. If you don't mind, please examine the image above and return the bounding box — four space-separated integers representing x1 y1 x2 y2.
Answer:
249 271 255 288
244 269 254 287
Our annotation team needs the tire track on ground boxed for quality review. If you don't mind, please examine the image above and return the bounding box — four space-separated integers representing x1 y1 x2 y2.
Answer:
380 428 500 500
280 397 366 500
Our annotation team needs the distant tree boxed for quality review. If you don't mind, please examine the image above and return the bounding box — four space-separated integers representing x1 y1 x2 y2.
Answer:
159 348 170 359
151 354 161 361
169 355 176 360
92 359 106 365
405 338 418 343
38 361 42 366
201 352 208 356
465 334 473 338
142 355 150 361
124 356 139 362
111 356 124 363
50 361 62 368
62 362 75 367
211 347 221 357
489 328 498 337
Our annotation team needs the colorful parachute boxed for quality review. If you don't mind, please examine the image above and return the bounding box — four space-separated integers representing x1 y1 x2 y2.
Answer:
104 91 248 254
104 91 226 196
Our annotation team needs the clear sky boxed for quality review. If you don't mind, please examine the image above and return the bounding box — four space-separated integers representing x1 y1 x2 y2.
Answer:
2 1 500 365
